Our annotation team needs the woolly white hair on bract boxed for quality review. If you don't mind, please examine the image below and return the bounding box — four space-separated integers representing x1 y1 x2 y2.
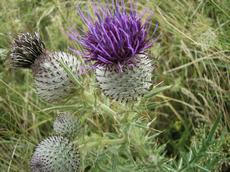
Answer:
10 32 81 103
32 52 80 103
30 136 80 172
96 54 153 102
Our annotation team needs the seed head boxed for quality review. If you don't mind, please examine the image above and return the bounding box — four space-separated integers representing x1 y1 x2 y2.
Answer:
30 136 80 172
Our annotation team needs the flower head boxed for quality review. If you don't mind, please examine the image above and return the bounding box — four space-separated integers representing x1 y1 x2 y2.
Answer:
33 51 80 103
70 0 158 71
30 136 80 172
53 112 81 138
9 32 82 103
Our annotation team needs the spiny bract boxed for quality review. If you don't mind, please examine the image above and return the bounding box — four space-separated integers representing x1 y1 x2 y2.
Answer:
96 54 153 102
10 32 81 103
32 51 80 103
30 136 80 172
53 112 81 138
10 32 45 68
69 0 158 102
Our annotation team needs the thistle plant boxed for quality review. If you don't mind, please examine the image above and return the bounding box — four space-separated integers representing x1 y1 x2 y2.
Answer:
30 136 80 172
53 112 81 138
69 0 158 102
10 32 81 103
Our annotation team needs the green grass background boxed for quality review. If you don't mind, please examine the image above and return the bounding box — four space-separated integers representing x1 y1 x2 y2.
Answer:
0 0 230 171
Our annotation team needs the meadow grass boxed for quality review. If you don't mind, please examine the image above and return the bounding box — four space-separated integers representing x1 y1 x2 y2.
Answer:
0 0 230 171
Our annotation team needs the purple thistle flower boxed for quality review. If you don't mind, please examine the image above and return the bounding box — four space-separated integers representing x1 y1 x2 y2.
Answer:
70 0 158 102
69 0 158 71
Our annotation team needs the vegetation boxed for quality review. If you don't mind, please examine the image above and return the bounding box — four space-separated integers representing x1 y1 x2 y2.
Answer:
0 0 229 171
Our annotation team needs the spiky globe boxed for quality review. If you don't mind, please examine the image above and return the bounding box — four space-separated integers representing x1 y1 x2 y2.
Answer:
10 32 81 103
30 136 80 172
32 51 80 103
70 0 158 102
53 112 81 138
96 54 153 102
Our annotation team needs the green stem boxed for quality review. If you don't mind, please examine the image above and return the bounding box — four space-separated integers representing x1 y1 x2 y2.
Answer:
82 90 118 122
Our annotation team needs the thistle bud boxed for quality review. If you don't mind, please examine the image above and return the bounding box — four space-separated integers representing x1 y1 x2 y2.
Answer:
70 0 158 102
30 136 80 172
10 32 81 103
32 51 80 103
53 112 81 138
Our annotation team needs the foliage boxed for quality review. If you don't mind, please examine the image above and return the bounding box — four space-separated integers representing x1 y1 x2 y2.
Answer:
0 0 229 171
